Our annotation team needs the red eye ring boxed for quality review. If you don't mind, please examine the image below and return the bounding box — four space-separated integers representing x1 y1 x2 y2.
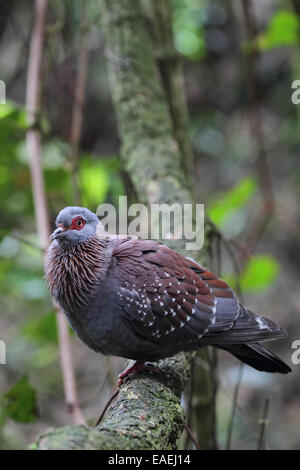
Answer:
71 216 86 231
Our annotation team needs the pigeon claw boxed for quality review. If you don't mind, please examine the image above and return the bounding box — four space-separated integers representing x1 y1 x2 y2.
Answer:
118 360 159 386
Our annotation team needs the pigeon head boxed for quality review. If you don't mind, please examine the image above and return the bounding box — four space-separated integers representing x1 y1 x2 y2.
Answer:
50 207 100 245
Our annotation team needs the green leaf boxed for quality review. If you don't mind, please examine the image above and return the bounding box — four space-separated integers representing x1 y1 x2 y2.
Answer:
207 177 257 227
173 0 206 60
0 102 16 119
0 100 26 127
79 158 110 208
175 30 205 59
240 255 280 291
257 10 299 50
0 376 38 424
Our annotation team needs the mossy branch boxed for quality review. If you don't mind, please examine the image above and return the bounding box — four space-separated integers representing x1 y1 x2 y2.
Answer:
31 354 191 450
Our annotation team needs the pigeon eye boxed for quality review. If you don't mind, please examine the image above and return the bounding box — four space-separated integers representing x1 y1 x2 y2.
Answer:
71 217 85 230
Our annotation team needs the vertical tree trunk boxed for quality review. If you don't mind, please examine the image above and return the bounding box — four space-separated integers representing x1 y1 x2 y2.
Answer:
101 0 191 213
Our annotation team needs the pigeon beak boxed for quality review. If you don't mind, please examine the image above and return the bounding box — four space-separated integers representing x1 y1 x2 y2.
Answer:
49 224 67 242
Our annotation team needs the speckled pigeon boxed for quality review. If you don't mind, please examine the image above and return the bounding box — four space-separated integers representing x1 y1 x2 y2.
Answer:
45 207 291 382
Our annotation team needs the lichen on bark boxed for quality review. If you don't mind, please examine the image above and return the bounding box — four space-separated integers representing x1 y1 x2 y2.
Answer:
101 0 192 209
31 353 191 450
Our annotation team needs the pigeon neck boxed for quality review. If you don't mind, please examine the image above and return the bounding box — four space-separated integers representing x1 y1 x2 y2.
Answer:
46 235 112 312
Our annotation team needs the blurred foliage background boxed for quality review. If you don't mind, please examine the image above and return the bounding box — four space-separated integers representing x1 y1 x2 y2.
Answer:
0 0 299 449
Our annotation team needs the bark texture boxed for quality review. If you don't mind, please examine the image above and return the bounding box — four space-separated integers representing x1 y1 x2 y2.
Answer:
101 0 192 212
31 354 191 450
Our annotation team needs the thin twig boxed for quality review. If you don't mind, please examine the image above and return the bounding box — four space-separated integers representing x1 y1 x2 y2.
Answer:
26 0 85 425
94 388 120 427
26 0 50 249
205 346 218 450
207 222 246 451
241 0 274 255
183 355 195 450
218 363 258 444
152 0 193 185
207 220 244 302
227 237 252 263
206 225 220 450
184 423 201 450
55 307 86 424
80 357 112 408
226 363 244 450
257 397 270 450
69 7 90 206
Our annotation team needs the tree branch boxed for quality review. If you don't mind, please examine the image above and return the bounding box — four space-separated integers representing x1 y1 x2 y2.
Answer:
31 354 191 450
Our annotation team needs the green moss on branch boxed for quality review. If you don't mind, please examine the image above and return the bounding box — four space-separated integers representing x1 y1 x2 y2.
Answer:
31 353 191 450
101 0 192 208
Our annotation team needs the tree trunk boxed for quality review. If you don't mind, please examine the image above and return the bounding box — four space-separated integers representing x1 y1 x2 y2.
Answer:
101 0 192 214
